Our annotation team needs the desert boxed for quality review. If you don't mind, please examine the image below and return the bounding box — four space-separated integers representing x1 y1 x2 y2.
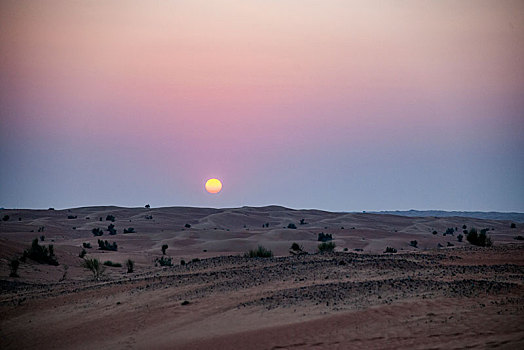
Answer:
1 206 523 349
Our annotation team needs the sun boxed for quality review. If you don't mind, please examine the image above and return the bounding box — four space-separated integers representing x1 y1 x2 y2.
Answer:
205 178 222 194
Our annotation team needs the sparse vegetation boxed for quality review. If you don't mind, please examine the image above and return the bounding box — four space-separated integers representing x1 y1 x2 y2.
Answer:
192 258 200 263
98 239 118 251
79 249 86 258
83 242 92 249
9 258 19 277
92 228 103 236
126 259 134 273
145 204 150 208
107 223 117 235
462 224 467 230
457 234 463 242
287 223 297 229
466 228 493 247
162 244 168 255
123 227 135 233
181 300 190 305
444 228 454 236
290 242 301 251
185 223 191 228
384 247 397 253
106 215 115 222
145 215 153 220
21 238 59 265
299 219 307 225
2 215 9 221
245 246 273 258
67 215 77 219
410 240 418 248
432 230 437 235
180 259 186 266
82 258 105 280
37 226 45 232
510 223 516 228
317 232 333 242
103 260 122 267
318 241 336 253
156 256 173 266
40 235 45 242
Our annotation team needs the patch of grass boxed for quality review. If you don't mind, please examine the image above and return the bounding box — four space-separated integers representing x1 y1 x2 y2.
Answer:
287 223 297 229
245 246 273 258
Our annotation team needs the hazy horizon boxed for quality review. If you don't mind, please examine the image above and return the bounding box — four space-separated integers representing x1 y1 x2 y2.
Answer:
1 1 523 212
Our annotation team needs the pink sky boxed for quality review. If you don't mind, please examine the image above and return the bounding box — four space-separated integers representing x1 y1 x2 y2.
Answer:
1 1 523 211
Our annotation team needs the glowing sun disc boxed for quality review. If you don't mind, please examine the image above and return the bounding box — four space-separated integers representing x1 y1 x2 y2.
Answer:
205 178 222 194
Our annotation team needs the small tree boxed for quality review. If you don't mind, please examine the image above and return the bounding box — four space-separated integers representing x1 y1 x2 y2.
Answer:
318 241 336 253
9 258 19 277
145 204 150 209
126 259 134 273
82 258 105 280
107 224 117 235
162 244 168 255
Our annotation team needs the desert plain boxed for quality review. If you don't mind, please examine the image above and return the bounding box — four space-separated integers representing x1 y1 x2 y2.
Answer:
1 206 523 349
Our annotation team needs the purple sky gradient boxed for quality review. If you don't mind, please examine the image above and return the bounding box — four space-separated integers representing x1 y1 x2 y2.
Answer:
1 1 523 211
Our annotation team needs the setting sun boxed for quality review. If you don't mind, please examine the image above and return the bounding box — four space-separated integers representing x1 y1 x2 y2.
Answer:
205 178 222 194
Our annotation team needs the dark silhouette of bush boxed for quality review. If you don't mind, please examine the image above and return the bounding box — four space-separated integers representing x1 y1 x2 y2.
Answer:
107 224 117 235
98 239 117 251
67 215 77 219
181 300 190 305
343 247 349 251
48 207 55 210
466 228 493 247
2 215 9 221
511 223 516 228
245 246 273 258
185 223 191 228
123 227 135 233
145 204 150 209
83 242 92 248
162 244 168 255
462 224 467 230
432 230 437 235
287 223 297 229
447 242 454 247
318 241 336 253
263 222 269 228
156 256 173 266
21 238 59 265
38 226 45 232
103 260 122 267
40 235 45 241
9 258 19 277
92 228 103 236
299 219 307 225
290 242 301 251
457 234 463 242
318 232 333 242
384 247 397 253
82 258 104 280
126 259 134 273
410 240 418 248
79 249 86 258
444 228 454 236
106 215 115 222
192 258 200 263
145 215 153 220
514 235 524 240
180 259 186 266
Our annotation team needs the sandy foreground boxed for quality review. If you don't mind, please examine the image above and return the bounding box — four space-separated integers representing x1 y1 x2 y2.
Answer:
0 206 523 349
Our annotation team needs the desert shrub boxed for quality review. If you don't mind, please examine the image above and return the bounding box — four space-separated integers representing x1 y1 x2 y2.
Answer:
287 223 297 229
410 240 418 248
318 241 336 253
98 239 118 251
263 222 269 228
145 215 153 220
466 228 493 247
92 228 103 236
384 247 397 253
106 215 115 222
38 226 45 232
462 224 467 229
103 260 122 267
126 259 134 273
156 256 173 266
48 207 55 210
191 258 200 263
181 300 190 305
510 223 516 228
123 227 135 233
299 219 307 225
82 258 105 280
161 244 168 255
184 223 191 228
343 247 348 251
40 235 45 241
318 232 333 242
79 249 87 258
145 204 150 208
432 230 437 235
83 242 92 249
107 224 117 235
245 246 273 258
290 242 301 251
21 238 59 265
180 259 186 266
2 215 9 221
447 242 454 247
9 258 19 277
457 234 463 242
444 228 454 236
514 236 524 241
67 215 77 219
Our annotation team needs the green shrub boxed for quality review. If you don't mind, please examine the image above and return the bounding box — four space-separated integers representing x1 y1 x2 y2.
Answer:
180 259 186 266
106 215 115 222
299 219 307 225
318 241 336 253
40 235 45 241
82 258 104 280
67 215 77 219
432 230 437 235
21 238 59 265
103 260 122 267
384 247 397 253
514 235 524 241
126 259 134 273
245 246 273 258
107 224 117 235
9 258 19 277
92 228 103 236
287 223 297 229
145 204 150 208
98 239 118 251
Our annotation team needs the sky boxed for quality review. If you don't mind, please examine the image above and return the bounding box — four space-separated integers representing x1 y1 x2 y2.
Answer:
1 0 523 212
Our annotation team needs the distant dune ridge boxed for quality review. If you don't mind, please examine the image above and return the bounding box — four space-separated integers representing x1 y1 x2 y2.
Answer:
371 209 524 222
1 205 523 349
